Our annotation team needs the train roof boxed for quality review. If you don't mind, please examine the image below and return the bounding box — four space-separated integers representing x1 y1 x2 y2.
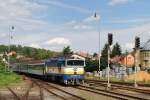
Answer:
11 55 85 65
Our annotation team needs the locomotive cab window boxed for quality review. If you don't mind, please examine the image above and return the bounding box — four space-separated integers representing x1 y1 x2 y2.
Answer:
67 60 84 66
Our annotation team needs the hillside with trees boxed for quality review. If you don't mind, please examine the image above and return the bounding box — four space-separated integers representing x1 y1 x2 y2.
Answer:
0 45 62 62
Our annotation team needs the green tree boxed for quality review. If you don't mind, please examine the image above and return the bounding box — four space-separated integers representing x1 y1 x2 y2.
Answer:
23 47 32 57
93 52 98 58
63 46 72 57
10 45 17 51
0 45 7 53
111 42 122 57
100 43 109 70
85 60 99 72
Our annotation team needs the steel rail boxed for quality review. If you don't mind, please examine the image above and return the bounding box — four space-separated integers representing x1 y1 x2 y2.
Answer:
78 85 149 100
39 86 44 100
73 86 128 100
86 80 150 95
7 87 21 100
45 82 86 100
31 78 86 100
85 79 150 87
34 80 67 100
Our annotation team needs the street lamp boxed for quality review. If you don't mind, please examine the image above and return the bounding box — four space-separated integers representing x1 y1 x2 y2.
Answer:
94 12 101 77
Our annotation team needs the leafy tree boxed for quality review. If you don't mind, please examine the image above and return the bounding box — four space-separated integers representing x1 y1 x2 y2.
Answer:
0 45 7 53
10 45 17 51
17 45 23 54
85 60 99 72
93 52 98 58
111 42 122 57
23 47 32 57
63 46 72 57
0 61 5 72
100 43 109 70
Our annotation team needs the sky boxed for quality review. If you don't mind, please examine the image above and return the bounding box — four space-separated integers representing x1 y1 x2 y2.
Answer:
0 0 150 54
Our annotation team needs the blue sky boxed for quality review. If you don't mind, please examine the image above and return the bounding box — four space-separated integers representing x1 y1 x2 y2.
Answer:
0 0 150 53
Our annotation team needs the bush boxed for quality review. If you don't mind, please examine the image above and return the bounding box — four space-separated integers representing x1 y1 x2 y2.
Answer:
0 62 22 87
0 62 5 72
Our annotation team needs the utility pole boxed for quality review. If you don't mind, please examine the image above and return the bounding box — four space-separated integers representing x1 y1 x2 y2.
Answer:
107 45 111 88
107 33 113 89
98 32 101 76
126 50 128 68
8 26 14 71
125 50 128 80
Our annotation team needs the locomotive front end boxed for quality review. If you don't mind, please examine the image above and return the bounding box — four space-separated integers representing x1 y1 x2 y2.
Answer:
62 59 85 85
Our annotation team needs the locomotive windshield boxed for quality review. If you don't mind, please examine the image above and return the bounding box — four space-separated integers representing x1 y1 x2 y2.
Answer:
67 60 84 66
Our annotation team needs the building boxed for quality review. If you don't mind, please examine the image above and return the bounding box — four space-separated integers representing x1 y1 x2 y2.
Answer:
71 54 85 61
8 51 16 56
120 54 135 67
111 54 135 67
139 39 150 69
76 51 92 59
111 39 150 69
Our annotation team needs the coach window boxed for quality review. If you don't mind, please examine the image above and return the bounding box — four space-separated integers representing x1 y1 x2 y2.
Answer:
58 61 65 67
57 63 61 67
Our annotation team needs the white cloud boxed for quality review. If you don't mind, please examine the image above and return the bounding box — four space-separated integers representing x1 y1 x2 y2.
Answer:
45 37 71 45
108 0 129 6
30 43 41 48
125 43 134 49
37 0 92 14
107 18 150 24
62 14 101 31
65 20 77 25
73 24 91 30
108 23 150 35
84 14 101 22
0 0 48 30
0 33 7 38
0 0 49 44
0 0 47 20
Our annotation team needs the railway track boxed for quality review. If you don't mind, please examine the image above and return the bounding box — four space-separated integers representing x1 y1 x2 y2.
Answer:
3 80 43 100
31 78 86 100
11 76 150 100
39 86 44 100
85 79 150 87
85 79 150 95
73 85 150 100
22 82 34 100
7 87 21 100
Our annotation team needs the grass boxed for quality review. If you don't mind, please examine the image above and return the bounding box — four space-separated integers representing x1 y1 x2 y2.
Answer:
0 62 22 87
85 75 122 82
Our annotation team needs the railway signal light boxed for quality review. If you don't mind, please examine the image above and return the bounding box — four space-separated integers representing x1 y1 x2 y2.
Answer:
94 12 97 18
135 37 140 49
108 33 113 46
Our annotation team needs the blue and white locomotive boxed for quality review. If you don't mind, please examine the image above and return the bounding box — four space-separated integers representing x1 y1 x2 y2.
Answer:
12 55 85 85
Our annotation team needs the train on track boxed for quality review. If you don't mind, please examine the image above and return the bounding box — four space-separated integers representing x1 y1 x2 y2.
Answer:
12 55 85 85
